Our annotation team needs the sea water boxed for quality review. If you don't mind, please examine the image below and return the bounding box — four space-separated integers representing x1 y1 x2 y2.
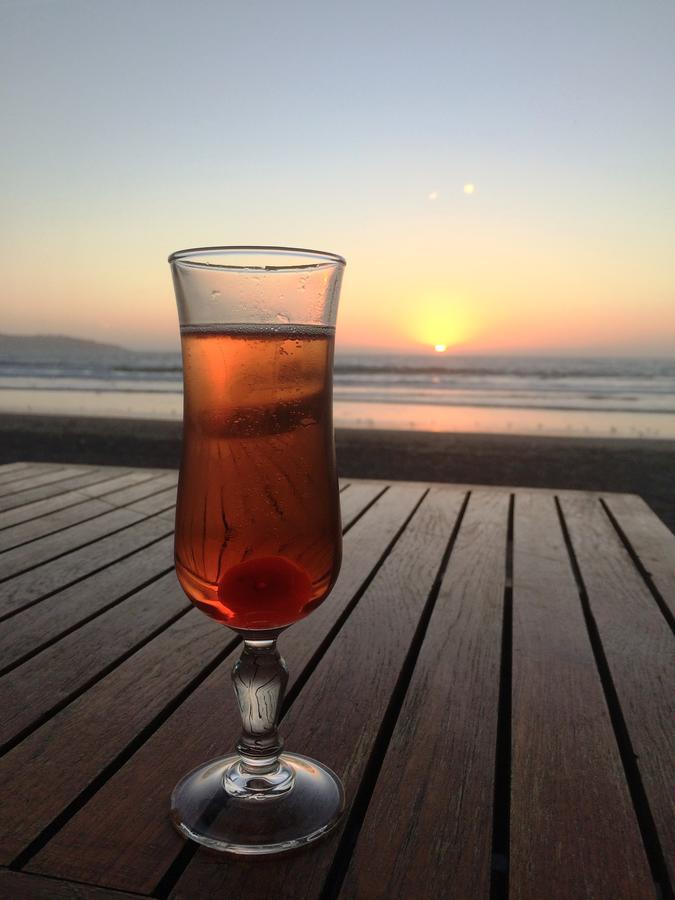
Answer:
1 349 674 439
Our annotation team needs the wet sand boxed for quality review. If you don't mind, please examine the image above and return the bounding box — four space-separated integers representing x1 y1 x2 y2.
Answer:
1 413 673 533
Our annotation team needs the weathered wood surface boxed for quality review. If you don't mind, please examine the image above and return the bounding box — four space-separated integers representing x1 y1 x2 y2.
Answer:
0 506 147 580
0 467 151 512
341 490 507 900
0 869 145 900
602 492 675 618
0 463 671 900
0 536 174 673
560 493 675 888
509 492 653 900
0 462 36 481
0 470 157 529
0 513 174 618
0 465 90 498
0 496 132 552
27 484 427 892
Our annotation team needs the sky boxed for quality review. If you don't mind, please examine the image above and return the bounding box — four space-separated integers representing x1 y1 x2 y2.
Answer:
1 0 674 355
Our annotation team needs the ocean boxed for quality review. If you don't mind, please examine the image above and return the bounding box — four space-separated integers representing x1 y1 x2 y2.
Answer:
1 349 674 439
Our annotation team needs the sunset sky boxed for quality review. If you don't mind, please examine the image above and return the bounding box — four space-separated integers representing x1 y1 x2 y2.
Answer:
2 0 674 355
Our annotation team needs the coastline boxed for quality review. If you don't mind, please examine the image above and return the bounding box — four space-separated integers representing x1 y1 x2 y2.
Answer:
2 413 674 533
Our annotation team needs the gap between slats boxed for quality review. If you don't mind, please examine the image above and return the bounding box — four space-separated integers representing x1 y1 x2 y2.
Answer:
599 500 675 633
316 491 472 900
0 470 167 534
555 497 671 898
0 462 47 485
0 475 176 555
0 559 176 678
0 467 154 515
8 634 240 873
6 485 404 876
153 487 430 898
0 526 175 625
0 465 73 496
0 467 98 502
0 868 151 900
0 483 383 680
490 495 514 900
0 603 193 757
0 478 369 588
0 493 175 585
0 486 388 745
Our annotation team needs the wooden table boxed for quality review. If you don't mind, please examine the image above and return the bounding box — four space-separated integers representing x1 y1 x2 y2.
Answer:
0 462 672 900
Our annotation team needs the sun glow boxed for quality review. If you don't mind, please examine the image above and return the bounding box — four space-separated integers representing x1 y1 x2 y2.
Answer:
408 293 478 352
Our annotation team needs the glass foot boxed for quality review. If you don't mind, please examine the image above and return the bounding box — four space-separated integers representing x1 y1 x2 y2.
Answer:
170 752 345 855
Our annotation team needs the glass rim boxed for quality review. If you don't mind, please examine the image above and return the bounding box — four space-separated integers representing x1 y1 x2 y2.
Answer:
168 245 346 272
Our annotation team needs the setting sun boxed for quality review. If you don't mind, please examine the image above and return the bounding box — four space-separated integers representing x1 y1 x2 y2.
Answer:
407 292 478 352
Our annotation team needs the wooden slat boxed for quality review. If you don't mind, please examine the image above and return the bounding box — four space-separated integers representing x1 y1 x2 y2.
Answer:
124 478 381 526
100 471 178 507
0 471 155 531
340 490 507 900
3 471 669 898
76 470 162 498
509 493 653 899
0 489 92 531
0 507 146 581
339 481 385 529
0 497 116 552
126 486 177 516
0 870 144 900
0 571 190 749
0 466 90 498
0 607 234 863
602 493 675 618
0 461 32 473
0 462 49 484
0 468 131 512
169 488 464 900
28 484 428 892
560 493 675 886
0 514 174 618
0 536 174 672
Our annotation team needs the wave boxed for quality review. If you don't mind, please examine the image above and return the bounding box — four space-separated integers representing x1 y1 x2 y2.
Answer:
1 353 674 418
2 353 675 380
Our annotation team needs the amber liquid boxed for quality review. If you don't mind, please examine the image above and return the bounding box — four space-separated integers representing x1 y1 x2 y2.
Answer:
174 324 341 632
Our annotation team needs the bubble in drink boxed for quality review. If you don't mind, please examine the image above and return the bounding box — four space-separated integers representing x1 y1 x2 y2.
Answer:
174 324 341 631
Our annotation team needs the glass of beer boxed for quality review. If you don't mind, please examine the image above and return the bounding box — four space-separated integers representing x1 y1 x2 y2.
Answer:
168 246 346 854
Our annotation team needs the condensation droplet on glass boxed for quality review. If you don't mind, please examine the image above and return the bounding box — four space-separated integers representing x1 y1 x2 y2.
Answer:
276 313 289 323
211 290 221 297
300 417 315 428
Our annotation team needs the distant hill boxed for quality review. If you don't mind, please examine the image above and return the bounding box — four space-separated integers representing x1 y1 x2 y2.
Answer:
0 333 135 362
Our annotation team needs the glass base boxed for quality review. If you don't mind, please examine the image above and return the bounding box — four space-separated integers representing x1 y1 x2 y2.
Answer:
170 752 345 855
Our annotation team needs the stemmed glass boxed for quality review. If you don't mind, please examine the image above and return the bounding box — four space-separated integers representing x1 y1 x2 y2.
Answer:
168 246 346 854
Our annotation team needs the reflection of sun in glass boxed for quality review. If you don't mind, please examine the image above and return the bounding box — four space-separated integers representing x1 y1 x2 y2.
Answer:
463 183 475 194
434 343 447 353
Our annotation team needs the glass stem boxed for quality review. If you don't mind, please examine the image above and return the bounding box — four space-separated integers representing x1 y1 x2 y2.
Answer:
232 639 288 776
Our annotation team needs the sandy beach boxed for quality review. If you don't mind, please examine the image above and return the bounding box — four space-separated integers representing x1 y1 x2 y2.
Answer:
2 413 673 533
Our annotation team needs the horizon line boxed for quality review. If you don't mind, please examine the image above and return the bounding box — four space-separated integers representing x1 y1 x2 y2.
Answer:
1 330 674 360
